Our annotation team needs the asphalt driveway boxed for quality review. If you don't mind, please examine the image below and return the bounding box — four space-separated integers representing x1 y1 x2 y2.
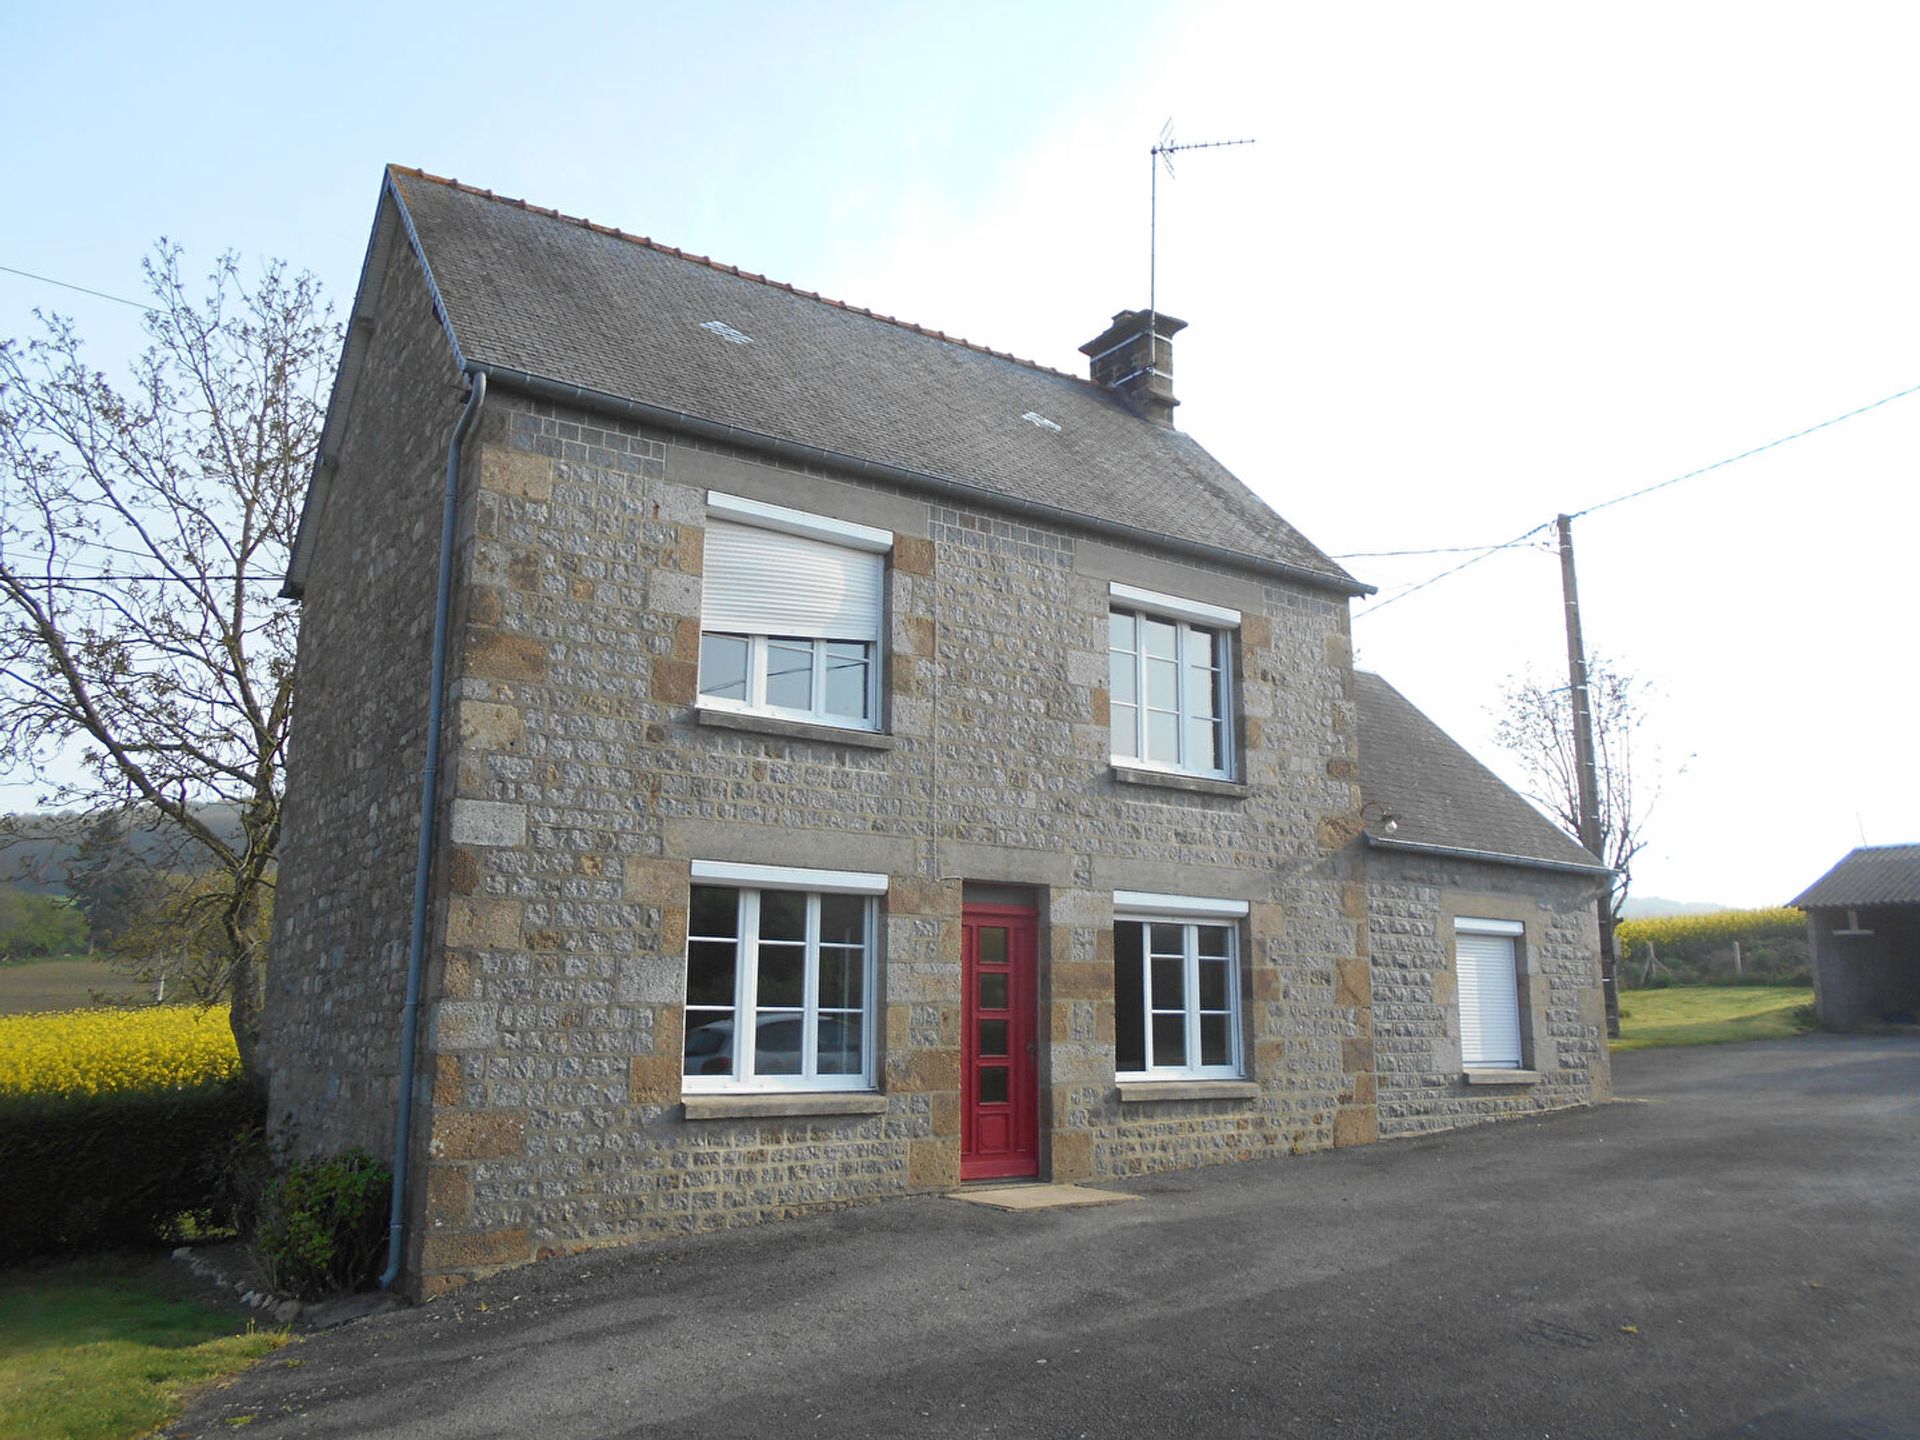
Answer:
174 1036 1920 1439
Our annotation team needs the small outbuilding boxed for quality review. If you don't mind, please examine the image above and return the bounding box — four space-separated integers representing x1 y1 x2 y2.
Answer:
1790 844 1920 1029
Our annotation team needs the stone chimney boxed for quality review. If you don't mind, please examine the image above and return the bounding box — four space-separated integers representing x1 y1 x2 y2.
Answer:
1079 308 1186 427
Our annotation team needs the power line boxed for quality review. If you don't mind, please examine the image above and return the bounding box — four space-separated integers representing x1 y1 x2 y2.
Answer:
1353 522 1552 619
1333 542 1509 559
0 263 154 313
1354 378 1920 620
1569 379 1920 519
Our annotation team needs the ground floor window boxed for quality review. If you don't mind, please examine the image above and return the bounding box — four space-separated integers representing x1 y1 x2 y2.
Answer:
1455 918 1525 1069
1113 893 1247 1080
683 862 884 1092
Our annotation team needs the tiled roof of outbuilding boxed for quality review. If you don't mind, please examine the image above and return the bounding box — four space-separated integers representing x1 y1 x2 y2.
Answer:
1790 845 1920 909
1355 671 1606 874
384 167 1360 591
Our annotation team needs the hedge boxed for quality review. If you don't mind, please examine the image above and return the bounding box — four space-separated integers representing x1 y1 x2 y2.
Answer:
0 1080 263 1263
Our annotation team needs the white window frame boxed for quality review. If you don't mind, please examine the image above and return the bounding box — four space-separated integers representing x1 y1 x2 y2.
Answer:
1112 893 1248 1082
698 493 891 733
698 634 882 729
682 863 886 1095
1107 584 1239 781
1454 917 1525 1071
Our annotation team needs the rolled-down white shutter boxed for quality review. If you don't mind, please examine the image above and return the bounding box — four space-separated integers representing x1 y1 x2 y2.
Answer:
702 520 884 641
1456 931 1523 1068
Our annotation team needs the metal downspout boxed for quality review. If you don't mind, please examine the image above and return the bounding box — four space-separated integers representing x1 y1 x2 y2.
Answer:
381 369 487 1291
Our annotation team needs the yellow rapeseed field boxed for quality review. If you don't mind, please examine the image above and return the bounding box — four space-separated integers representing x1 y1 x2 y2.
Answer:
0 1005 240 1097
1616 906 1803 952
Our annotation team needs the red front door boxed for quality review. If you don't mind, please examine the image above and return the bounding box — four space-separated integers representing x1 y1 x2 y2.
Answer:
962 904 1039 1181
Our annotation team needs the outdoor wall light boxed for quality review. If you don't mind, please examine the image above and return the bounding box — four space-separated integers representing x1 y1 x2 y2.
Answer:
1360 801 1400 834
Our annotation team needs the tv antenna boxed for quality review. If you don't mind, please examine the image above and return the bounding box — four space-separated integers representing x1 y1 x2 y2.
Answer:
1149 120 1255 329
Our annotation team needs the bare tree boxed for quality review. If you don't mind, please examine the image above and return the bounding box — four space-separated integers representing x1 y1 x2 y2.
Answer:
1494 655 1657 926
0 244 336 1077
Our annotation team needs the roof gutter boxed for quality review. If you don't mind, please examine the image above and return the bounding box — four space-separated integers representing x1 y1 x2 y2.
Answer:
1365 832 1615 879
379 368 487 1293
467 363 1374 599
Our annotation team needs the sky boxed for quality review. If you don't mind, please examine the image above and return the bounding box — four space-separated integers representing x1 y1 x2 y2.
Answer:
4 0 1916 906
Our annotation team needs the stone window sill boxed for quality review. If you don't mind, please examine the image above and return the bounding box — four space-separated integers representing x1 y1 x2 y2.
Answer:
1116 1080 1261 1104
1109 764 1250 800
682 1092 890 1121
1462 1069 1541 1087
695 705 895 750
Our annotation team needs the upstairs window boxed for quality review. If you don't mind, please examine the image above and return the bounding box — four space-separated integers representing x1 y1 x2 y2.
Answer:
698 492 891 731
1108 583 1239 779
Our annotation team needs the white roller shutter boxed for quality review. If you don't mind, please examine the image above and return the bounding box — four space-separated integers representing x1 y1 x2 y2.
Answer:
1456 931 1523 1068
702 520 884 641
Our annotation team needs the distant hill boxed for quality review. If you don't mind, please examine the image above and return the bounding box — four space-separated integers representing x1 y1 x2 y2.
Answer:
0 805 243 895
1620 896 1732 919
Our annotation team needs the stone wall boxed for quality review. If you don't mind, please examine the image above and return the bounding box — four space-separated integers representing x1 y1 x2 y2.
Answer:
1365 849 1610 1137
264 214 469 1157
404 388 1376 1292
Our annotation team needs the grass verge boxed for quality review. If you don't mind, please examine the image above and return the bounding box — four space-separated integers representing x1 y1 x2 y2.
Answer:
0 1255 287 1440
1613 985 1816 1051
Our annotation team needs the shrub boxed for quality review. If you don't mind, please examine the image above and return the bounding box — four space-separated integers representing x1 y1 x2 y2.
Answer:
0 1080 263 1263
0 1005 241 1096
253 1150 391 1298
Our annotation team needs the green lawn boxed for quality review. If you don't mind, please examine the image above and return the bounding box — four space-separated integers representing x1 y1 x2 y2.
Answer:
0 1257 288 1440
1613 985 1816 1051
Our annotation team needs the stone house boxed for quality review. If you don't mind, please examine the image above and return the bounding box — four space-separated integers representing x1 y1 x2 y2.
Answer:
1791 844 1920 1028
267 166 1614 1297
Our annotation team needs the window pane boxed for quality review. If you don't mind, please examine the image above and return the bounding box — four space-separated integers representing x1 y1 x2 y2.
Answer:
817 946 864 1010
1198 957 1230 1011
754 1014 804 1075
1115 923 1145 1071
1142 616 1177 660
1146 709 1179 763
765 639 813 710
1150 956 1185 1009
757 943 805 1006
823 642 870 720
1146 656 1178 710
1200 1014 1231 1067
977 927 1007 966
1196 926 1229 960
1108 611 1136 652
1184 656 1218 719
1187 717 1225 774
1151 1014 1186 1068
977 1018 1009 1057
683 1012 735 1076
698 633 749 702
978 972 1008 1010
816 1014 863 1076
1109 648 1137 704
686 940 738 1006
690 885 738 940
977 1066 1009 1104
1111 702 1138 759
819 894 866 947
759 890 806 942
1149 923 1184 956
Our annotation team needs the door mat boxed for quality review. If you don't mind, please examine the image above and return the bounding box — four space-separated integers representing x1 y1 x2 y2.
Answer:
947 1184 1137 1212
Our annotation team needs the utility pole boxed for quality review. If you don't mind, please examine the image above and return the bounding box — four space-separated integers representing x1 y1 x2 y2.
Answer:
1556 513 1621 1038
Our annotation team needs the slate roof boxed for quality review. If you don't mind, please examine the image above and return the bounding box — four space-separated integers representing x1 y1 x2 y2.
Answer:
1355 672 1606 874
1790 845 1920 909
385 167 1360 592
